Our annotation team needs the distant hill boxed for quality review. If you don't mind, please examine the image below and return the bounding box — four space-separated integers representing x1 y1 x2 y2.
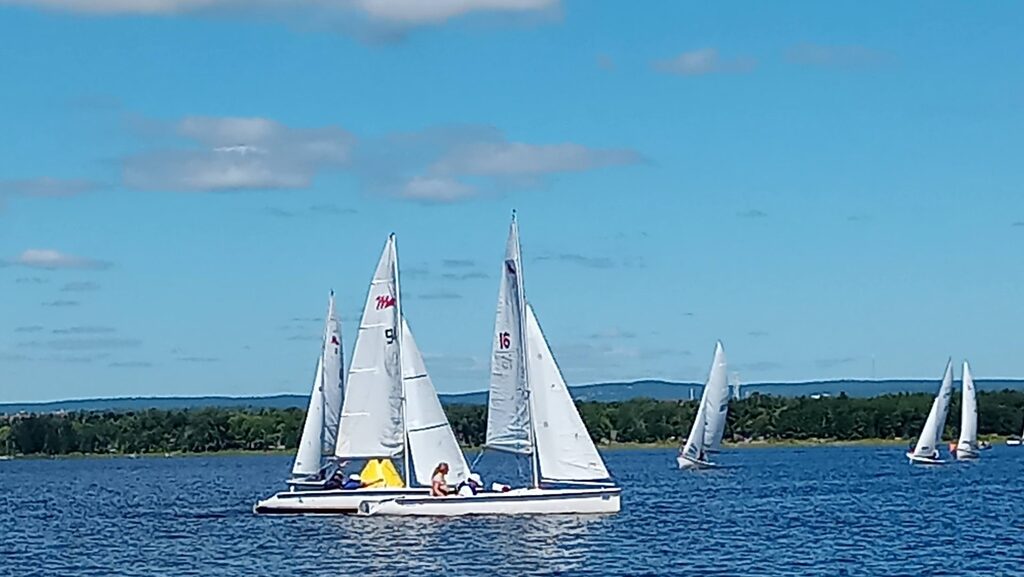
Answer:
4 378 1024 414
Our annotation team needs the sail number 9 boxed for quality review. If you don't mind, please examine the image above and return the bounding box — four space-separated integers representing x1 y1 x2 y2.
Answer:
498 331 511 349
385 328 396 345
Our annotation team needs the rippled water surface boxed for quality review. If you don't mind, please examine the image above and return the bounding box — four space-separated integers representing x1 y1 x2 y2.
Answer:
2 447 1023 576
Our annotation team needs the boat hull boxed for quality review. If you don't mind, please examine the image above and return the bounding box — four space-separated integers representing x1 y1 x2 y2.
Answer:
253 488 429 515
677 455 718 469
907 452 946 465
955 447 980 460
357 487 621 517
1007 438 1022 447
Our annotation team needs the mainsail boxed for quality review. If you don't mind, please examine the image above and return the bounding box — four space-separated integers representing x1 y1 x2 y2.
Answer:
292 357 325 477
912 359 954 458
335 236 405 460
320 292 344 457
702 342 730 451
291 292 345 477
402 317 470 486
525 304 611 482
681 342 729 462
484 218 532 454
957 360 978 453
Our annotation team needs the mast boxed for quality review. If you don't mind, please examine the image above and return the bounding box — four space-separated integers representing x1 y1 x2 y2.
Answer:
319 291 331 465
392 233 411 487
512 211 541 489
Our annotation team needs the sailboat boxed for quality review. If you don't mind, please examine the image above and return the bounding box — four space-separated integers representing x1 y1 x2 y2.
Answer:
1007 418 1024 447
677 341 729 469
254 235 469 514
955 361 980 460
906 359 954 465
359 213 621 517
284 291 344 490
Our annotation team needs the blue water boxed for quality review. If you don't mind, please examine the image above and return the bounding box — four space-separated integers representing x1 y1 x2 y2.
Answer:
1 447 1022 577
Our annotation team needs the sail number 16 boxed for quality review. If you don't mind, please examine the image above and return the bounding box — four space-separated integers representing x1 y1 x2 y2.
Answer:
498 331 511 350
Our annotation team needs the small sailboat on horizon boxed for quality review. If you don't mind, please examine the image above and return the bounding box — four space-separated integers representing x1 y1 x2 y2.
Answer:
254 234 470 514
677 341 729 469
906 359 954 465
358 212 621 517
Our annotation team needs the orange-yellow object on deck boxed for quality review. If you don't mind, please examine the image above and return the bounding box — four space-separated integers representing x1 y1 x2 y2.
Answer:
359 458 404 488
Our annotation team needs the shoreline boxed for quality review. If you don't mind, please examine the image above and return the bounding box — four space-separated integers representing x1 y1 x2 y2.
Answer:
5 436 1008 460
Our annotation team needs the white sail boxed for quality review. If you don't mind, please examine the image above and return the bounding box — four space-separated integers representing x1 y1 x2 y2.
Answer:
912 360 954 458
402 317 469 486
957 360 978 452
335 236 404 459
525 304 610 482
702 342 730 451
321 292 344 457
484 219 532 454
681 341 729 461
680 390 708 462
292 357 325 476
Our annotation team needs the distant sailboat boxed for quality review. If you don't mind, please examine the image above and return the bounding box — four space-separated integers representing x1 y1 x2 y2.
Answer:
287 292 344 489
254 235 468 514
906 359 954 465
1007 418 1024 447
678 342 729 469
359 212 620 517
955 361 980 460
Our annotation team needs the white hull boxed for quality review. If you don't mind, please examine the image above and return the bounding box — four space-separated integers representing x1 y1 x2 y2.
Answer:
357 487 621 517
253 487 428 515
907 452 946 465
955 447 980 460
677 455 718 470
1007 438 1022 447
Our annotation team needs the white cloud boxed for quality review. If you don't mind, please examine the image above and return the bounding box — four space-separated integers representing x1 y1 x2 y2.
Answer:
360 125 643 202
0 0 222 14
0 0 560 27
399 176 477 202
123 116 353 192
434 141 638 177
352 0 556 25
5 249 111 270
655 48 756 76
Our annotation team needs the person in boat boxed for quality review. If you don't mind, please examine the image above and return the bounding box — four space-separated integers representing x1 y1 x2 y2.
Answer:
322 468 346 490
431 462 450 496
456 473 484 496
341 473 365 490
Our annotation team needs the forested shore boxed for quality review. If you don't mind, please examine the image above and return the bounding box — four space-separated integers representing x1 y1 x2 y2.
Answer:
3 391 1023 456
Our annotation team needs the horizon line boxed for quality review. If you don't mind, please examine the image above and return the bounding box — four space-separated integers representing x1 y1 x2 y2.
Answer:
7 376 1024 406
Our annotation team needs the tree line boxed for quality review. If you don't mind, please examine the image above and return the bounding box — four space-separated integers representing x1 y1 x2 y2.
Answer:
2 390 1023 456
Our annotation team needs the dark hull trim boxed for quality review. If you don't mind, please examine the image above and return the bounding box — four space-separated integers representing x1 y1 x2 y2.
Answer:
254 505 358 515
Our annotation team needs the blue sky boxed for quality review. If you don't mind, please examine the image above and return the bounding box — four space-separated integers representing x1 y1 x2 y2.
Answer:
1 1 1022 403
